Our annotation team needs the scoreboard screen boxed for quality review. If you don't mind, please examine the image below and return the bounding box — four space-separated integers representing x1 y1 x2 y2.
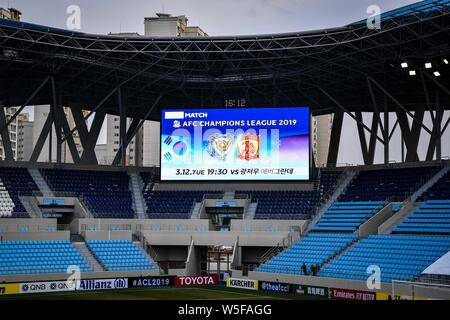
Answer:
160 107 310 181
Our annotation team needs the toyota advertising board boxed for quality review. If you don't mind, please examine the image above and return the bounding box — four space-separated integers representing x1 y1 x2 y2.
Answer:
174 276 219 286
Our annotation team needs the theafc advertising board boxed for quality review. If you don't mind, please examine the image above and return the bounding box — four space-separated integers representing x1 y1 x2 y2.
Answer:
226 278 258 291
259 281 292 294
175 276 219 286
161 107 310 181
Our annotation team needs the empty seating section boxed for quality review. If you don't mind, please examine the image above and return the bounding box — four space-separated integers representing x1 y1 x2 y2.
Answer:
237 171 342 220
0 240 91 275
0 167 38 218
339 166 439 201
319 235 450 282
143 190 220 219
256 234 357 275
312 201 386 233
41 169 134 218
318 170 342 198
86 240 158 271
419 170 450 201
238 190 320 220
393 200 450 235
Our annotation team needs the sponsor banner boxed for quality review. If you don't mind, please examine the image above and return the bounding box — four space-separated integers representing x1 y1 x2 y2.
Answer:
295 285 329 298
76 278 128 291
376 292 428 300
0 283 20 295
175 276 219 287
226 278 258 291
128 276 174 288
331 288 376 301
259 281 291 293
20 280 76 294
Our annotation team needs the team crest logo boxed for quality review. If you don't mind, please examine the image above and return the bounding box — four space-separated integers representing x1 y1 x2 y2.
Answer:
173 120 181 128
207 133 235 160
237 134 260 160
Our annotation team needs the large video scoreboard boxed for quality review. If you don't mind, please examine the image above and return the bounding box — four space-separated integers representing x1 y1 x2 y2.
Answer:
160 107 310 181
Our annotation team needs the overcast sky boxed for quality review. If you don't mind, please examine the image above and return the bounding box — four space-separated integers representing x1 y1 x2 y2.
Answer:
3 0 420 36
3 0 449 163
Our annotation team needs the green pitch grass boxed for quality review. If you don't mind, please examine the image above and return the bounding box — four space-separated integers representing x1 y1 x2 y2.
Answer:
0 286 323 300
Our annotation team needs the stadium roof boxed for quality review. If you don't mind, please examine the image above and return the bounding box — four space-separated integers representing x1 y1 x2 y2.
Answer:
0 0 449 121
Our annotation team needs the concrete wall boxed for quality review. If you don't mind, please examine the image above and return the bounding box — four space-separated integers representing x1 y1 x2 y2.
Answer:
358 203 393 237
0 218 57 233
231 219 307 233
140 231 290 247
153 182 315 191
248 271 450 299
81 230 132 240
185 241 201 276
0 231 70 240
151 245 188 261
72 218 210 234
0 269 160 284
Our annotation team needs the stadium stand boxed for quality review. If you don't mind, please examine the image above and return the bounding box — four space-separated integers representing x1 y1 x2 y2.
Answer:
240 190 320 220
256 234 358 275
0 167 39 218
41 169 134 218
237 170 343 220
311 201 387 233
86 240 158 271
0 240 92 275
393 200 450 235
339 166 440 202
318 235 450 282
142 190 221 219
419 170 450 201
140 172 222 218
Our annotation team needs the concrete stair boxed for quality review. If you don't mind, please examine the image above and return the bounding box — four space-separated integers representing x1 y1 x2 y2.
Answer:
28 168 54 197
73 242 105 272
190 202 203 219
129 173 147 219
19 196 41 218
306 168 357 232
134 241 159 269
409 166 450 203
245 202 258 220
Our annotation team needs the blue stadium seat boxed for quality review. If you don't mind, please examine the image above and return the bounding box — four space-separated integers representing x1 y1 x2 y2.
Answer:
41 169 134 219
0 240 92 275
255 234 357 275
318 235 450 282
0 167 39 218
311 201 386 233
86 240 158 271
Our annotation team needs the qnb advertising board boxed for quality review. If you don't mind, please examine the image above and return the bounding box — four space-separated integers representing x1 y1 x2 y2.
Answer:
160 107 310 181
